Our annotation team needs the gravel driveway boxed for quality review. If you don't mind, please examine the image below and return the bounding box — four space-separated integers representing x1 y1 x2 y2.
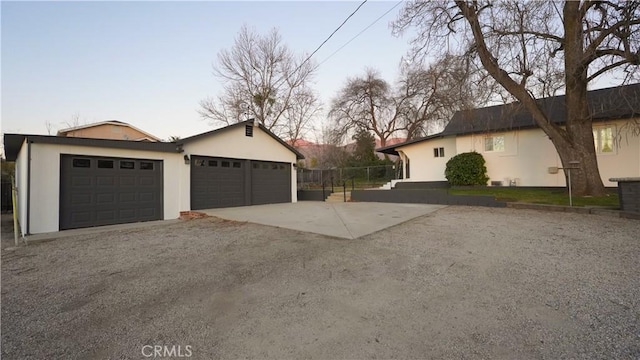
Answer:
2 207 639 359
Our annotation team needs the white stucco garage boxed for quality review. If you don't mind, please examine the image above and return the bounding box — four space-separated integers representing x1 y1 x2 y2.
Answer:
3 120 304 235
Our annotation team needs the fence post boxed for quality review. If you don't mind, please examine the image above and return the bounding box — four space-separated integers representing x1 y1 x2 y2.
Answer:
322 181 326 201
351 177 355 192
343 181 346 202
367 167 370 183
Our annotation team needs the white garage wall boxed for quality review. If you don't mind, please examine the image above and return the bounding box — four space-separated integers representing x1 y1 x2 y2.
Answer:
15 140 28 235
181 124 298 210
27 143 182 234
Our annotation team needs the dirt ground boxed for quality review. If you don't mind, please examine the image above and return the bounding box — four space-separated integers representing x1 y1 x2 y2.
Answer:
2 207 639 359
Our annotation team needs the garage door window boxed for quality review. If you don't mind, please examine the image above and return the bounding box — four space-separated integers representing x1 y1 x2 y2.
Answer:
194 159 205 166
98 160 114 169
208 160 218 167
73 158 91 168
120 161 135 169
233 162 242 168
140 162 154 170
221 161 230 167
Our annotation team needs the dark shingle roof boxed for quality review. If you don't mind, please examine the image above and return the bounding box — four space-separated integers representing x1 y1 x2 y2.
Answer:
376 83 640 155
3 134 179 161
442 83 640 136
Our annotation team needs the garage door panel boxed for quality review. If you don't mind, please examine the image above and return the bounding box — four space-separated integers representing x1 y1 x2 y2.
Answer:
71 193 92 205
120 176 136 186
191 156 246 210
96 210 116 222
71 176 92 187
96 193 115 204
251 161 291 205
60 155 163 230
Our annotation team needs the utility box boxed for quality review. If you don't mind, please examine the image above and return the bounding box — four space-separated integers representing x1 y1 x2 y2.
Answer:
610 177 640 214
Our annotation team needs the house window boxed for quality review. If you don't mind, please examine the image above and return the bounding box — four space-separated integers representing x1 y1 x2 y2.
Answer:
593 126 614 154
245 124 253 137
433 147 445 158
484 135 505 152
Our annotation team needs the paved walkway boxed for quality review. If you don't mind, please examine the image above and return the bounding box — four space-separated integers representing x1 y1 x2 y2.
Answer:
201 201 446 239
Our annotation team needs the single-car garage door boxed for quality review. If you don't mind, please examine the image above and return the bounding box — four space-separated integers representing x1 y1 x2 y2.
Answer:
60 155 163 230
251 161 291 205
191 156 246 210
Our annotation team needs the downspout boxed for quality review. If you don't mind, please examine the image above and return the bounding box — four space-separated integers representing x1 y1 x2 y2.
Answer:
26 138 31 235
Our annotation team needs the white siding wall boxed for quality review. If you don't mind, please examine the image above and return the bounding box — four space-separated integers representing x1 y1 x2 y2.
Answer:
181 124 298 209
456 129 565 186
15 140 28 235
396 119 639 187
27 143 182 234
400 137 457 181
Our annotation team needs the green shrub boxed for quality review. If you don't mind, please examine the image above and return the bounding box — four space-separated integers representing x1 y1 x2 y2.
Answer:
445 151 489 186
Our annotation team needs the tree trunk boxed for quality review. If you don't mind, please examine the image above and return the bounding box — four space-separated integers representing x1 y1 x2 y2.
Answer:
561 1 606 196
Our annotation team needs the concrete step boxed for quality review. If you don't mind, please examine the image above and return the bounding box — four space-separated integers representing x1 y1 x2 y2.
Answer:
326 192 351 202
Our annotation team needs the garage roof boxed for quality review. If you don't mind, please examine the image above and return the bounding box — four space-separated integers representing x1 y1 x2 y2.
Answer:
178 119 305 160
4 120 305 161
2 134 179 161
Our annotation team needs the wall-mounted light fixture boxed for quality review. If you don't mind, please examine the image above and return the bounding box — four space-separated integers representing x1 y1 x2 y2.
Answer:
184 155 190 165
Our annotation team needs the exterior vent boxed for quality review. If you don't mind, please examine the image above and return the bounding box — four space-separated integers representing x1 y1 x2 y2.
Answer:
245 124 253 137
490 181 503 186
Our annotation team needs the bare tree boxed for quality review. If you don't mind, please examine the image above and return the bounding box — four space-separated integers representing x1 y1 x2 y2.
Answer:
199 25 320 139
280 86 321 147
45 121 55 135
62 112 83 129
394 0 640 196
396 54 497 139
329 69 401 149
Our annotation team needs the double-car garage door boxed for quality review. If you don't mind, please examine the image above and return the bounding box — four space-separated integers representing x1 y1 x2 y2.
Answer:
59 155 163 230
190 155 291 210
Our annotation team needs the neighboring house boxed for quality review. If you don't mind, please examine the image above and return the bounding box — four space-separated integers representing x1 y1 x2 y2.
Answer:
377 84 640 187
57 120 161 142
4 120 304 235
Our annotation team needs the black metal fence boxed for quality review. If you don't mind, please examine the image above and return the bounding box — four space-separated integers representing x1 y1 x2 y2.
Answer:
297 165 397 190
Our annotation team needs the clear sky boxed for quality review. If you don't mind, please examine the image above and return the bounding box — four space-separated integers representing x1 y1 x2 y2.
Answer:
2 0 414 140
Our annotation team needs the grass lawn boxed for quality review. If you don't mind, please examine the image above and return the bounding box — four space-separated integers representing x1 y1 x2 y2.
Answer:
449 187 619 207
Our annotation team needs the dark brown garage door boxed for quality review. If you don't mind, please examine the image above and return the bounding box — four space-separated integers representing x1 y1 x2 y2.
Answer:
59 155 163 230
190 156 246 210
251 161 291 205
